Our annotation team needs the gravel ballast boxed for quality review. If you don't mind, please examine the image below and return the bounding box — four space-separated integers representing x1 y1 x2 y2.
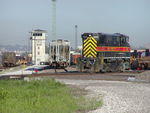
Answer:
57 79 150 113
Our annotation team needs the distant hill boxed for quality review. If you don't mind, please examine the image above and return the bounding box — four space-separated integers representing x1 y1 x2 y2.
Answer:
0 45 28 52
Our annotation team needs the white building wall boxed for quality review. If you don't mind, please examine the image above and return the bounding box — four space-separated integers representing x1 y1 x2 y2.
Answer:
31 30 47 65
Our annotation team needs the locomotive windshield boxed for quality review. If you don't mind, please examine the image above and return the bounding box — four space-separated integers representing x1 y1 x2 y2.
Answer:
98 35 129 47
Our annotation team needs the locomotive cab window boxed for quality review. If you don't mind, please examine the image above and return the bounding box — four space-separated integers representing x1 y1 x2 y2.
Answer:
121 37 126 43
105 36 113 46
112 36 120 46
98 36 105 46
98 35 120 46
120 36 129 46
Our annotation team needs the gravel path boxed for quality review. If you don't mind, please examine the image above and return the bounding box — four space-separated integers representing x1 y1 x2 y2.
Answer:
57 79 150 113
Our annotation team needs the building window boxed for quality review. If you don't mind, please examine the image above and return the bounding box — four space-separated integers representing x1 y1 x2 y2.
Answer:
38 52 40 55
33 33 42 36
37 40 42 46
38 47 40 49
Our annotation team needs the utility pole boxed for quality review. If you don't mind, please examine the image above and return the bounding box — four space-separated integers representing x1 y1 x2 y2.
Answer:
75 25 78 50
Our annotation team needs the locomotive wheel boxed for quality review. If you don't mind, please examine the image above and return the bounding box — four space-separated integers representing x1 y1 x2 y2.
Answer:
90 64 95 73
94 58 101 73
119 64 124 72
100 64 107 73
78 63 84 72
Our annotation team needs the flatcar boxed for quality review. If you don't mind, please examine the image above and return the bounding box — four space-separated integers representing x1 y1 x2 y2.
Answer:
77 33 130 72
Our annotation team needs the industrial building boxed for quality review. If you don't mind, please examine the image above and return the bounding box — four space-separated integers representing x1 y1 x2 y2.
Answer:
30 29 47 65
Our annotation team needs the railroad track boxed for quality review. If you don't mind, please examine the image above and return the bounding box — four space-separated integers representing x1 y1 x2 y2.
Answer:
0 71 138 81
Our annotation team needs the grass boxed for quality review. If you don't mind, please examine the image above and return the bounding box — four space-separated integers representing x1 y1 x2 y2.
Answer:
0 79 102 113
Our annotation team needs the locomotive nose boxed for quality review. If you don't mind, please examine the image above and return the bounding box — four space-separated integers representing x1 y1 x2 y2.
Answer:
83 36 97 58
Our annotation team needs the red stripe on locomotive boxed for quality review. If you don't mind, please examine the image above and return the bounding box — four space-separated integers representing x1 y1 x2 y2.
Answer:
96 47 130 52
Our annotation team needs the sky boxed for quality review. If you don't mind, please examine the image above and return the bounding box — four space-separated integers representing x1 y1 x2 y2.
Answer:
0 0 150 48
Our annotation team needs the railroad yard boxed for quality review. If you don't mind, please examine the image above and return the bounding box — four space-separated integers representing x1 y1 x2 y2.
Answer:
0 65 149 81
1 0 150 113
0 65 150 113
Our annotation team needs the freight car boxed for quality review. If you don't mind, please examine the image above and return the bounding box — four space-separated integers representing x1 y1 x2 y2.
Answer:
49 39 70 69
2 52 16 67
77 33 130 72
130 49 150 70
70 52 81 65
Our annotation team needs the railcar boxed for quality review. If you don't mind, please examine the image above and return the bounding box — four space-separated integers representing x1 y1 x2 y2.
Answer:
2 52 16 67
49 39 70 69
77 33 130 72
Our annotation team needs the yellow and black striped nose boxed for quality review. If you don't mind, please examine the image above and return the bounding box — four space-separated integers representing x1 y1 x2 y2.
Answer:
83 36 97 58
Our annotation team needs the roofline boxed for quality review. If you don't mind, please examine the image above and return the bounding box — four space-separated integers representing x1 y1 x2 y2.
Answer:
29 29 47 33
82 32 129 37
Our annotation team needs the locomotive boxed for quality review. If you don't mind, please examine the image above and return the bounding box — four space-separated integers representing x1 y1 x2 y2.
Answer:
77 33 130 72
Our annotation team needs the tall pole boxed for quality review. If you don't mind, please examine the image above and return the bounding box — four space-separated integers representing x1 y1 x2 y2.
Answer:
51 0 57 61
52 0 56 40
75 25 78 50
